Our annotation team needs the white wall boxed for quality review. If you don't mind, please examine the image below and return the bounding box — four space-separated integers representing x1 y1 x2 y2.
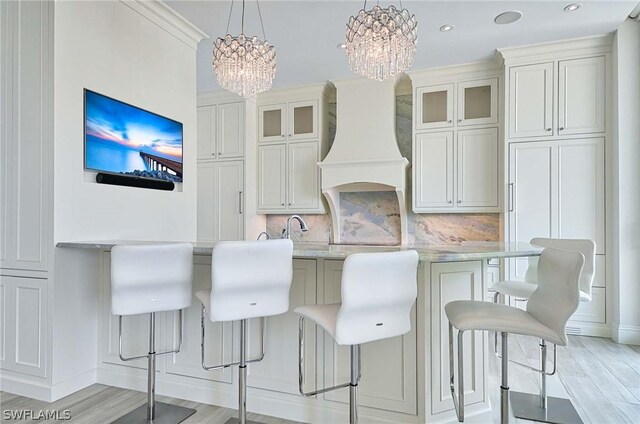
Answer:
612 18 640 345
54 0 200 242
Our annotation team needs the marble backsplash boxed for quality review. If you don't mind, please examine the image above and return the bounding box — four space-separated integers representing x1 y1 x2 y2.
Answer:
265 95 501 245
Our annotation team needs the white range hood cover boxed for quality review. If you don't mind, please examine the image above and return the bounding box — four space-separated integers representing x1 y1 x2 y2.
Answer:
319 77 409 245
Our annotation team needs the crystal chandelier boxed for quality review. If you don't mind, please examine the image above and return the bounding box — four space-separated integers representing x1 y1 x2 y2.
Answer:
212 0 276 97
345 1 418 81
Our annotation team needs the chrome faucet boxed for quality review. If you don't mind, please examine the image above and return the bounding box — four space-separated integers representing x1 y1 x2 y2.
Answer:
282 215 309 240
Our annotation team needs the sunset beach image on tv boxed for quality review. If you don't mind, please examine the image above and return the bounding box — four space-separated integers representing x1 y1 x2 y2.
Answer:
84 89 183 182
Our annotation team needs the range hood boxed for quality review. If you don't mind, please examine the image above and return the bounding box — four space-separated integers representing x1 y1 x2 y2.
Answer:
319 77 409 245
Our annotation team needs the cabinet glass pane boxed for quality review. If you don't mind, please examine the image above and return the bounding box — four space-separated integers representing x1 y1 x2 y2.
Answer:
422 91 447 123
263 109 282 138
293 106 313 135
464 85 491 120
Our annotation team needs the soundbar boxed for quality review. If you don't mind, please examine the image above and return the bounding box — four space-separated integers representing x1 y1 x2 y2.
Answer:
96 172 175 191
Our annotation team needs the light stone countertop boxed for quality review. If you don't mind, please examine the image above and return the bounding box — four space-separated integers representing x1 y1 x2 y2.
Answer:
56 240 541 262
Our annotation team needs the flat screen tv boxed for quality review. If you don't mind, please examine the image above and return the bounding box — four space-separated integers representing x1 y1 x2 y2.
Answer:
84 89 183 183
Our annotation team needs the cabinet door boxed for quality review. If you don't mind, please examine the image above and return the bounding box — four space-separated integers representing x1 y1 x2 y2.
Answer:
558 57 605 136
0 276 47 377
557 138 605 253
456 128 498 208
214 161 244 241
414 131 454 210
196 162 215 242
457 78 498 127
509 63 554 139
322 260 417 414
430 261 484 415
288 141 320 210
416 84 454 130
197 106 216 160
288 100 318 141
257 143 287 211
259 103 287 143
217 102 244 158
249 259 317 394
508 142 556 281
164 256 233 383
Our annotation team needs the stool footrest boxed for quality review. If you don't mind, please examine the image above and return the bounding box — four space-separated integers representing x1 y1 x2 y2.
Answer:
111 402 195 424
511 392 583 424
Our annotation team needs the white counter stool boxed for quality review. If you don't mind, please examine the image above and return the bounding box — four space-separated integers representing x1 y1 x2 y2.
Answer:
294 250 419 424
110 243 195 424
446 247 584 424
492 238 595 423
196 239 294 424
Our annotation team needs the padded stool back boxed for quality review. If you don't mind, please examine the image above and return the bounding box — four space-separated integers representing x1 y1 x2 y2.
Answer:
111 243 193 315
336 250 420 345
208 239 294 322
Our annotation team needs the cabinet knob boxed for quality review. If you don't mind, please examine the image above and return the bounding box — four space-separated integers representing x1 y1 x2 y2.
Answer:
281 203 285 206
289 134 292 137
218 152 222 156
546 128 552 132
458 119 463 123
288 203 292 206
448 200 453 204
448 120 452 123
281 135 285 138
457 200 462 204
211 153 215 156
559 127 565 131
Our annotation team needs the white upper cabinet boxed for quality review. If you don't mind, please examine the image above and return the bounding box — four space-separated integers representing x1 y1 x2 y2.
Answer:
259 99 318 143
414 132 454 209
457 78 498 127
197 106 216 160
457 128 498 208
197 101 244 160
288 141 320 210
259 103 287 143
558 57 605 136
288 100 318 141
217 102 244 158
509 62 554 139
258 143 287 211
416 84 454 130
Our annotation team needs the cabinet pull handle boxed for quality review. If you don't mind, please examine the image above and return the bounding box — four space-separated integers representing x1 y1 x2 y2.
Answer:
457 200 462 204
508 183 514 212
458 119 463 123
546 128 552 132
559 127 565 131
238 191 243 214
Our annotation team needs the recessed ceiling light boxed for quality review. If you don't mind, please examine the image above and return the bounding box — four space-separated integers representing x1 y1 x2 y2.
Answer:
440 24 454 32
494 10 523 25
337 42 346 49
564 3 582 12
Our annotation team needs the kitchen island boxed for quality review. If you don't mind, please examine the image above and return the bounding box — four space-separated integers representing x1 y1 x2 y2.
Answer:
55 241 541 423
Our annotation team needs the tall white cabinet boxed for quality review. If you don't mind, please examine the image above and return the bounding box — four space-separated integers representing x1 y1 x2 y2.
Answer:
500 35 611 336
0 0 53 380
196 94 247 242
410 63 501 213
256 84 331 214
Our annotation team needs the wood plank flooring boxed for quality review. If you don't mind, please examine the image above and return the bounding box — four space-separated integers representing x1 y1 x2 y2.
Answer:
1 335 638 423
488 334 640 424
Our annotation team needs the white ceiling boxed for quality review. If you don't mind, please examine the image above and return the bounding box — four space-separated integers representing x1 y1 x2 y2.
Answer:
166 0 639 93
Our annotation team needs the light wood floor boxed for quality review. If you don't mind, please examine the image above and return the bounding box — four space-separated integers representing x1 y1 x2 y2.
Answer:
1 335 639 423
488 334 640 424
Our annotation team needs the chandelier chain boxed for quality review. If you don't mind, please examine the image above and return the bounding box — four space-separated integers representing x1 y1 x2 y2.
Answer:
241 0 245 34
256 0 267 41
225 0 234 34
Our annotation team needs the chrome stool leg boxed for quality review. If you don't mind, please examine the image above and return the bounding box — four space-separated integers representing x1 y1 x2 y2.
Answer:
112 311 196 424
500 332 509 424
510 339 584 424
349 345 360 424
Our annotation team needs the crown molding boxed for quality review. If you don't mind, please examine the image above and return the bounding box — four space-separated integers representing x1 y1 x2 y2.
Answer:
498 33 613 64
120 0 208 50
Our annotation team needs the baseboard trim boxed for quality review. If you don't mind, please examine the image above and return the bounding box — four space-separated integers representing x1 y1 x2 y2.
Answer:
565 322 611 338
97 366 419 423
0 372 52 401
612 323 640 345
51 369 98 401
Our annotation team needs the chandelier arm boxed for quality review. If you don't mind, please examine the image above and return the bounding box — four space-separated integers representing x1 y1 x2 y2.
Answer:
225 0 235 35
256 0 267 40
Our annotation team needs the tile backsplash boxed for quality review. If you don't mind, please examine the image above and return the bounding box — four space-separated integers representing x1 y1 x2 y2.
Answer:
265 95 501 245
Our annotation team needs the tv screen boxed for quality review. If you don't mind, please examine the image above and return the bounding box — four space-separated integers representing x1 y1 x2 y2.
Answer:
84 89 183 183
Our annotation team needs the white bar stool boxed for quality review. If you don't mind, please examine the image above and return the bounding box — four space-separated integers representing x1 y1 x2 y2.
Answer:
492 238 595 423
446 247 584 424
196 239 294 424
110 243 195 424
294 250 419 424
